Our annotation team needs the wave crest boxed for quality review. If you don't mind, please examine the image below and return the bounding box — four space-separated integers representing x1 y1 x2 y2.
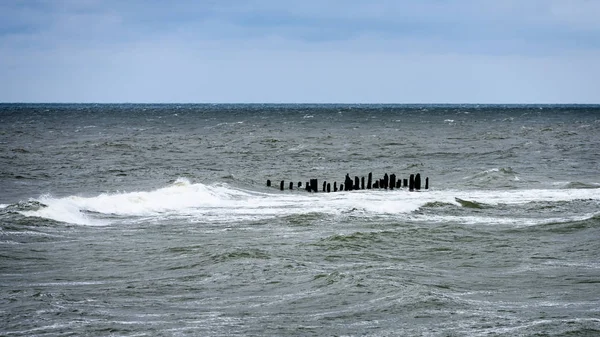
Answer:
15 179 600 226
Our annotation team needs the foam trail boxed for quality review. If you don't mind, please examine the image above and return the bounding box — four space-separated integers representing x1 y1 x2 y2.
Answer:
443 188 600 205
414 213 599 227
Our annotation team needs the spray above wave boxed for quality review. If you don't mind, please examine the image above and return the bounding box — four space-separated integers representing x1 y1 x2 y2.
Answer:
17 178 600 226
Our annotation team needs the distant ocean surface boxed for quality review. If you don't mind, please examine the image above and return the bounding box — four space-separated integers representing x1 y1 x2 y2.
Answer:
1 103 599 336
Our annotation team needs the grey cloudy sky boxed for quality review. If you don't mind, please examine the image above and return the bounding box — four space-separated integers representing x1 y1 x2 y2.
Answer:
1 0 599 103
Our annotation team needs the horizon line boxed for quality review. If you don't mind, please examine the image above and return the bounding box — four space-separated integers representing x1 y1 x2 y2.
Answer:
2 102 600 105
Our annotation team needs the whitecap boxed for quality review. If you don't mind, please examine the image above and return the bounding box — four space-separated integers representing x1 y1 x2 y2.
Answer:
18 179 600 226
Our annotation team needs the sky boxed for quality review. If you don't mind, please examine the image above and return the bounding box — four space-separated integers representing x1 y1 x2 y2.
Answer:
1 0 599 103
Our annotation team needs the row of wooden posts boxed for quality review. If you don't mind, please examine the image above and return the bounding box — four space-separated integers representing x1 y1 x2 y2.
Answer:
267 172 428 192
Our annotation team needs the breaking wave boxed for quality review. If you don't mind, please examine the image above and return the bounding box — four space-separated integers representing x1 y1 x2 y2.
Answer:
16 178 600 226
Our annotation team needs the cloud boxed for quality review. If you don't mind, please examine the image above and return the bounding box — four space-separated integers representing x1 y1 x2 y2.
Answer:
0 0 599 103
5 0 599 52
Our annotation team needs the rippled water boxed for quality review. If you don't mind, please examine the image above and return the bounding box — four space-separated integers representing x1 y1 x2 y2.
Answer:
1 104 600 336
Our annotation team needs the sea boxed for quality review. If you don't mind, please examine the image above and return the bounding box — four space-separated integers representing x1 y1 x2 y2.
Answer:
1 103 599 336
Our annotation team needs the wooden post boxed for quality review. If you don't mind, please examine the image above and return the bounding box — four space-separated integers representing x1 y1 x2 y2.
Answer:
373 180 379 189
390 174 396 190
280 180 284 191
327 183 331 193
403 178 408 188
396 180 401 188
415 173 421 190
425 177 429 189
367 172 372 189
409 174 415 191
323 181 327 192
383 173 389 189
289 181 293 190
340 183 344 191
267 180 271 187
306 181 310 192
298 181 302 188
354 176 359 190
345 174 352 191
334 182 338 192
361 176 365 189
310 179 318 193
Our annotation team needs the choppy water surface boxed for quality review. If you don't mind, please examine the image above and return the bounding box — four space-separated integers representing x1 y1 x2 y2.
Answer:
1 104 600 336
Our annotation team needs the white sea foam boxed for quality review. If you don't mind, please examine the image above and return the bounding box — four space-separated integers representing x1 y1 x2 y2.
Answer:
416 213 598 227
19 178 600 226
445 188 600 205
20 196 105 226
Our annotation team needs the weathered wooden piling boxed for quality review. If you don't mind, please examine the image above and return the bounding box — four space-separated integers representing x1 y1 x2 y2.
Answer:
269 172 430 193
310 179 318 193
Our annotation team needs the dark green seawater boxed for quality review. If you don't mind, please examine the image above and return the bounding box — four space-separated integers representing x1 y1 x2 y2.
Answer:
1 104 599 336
